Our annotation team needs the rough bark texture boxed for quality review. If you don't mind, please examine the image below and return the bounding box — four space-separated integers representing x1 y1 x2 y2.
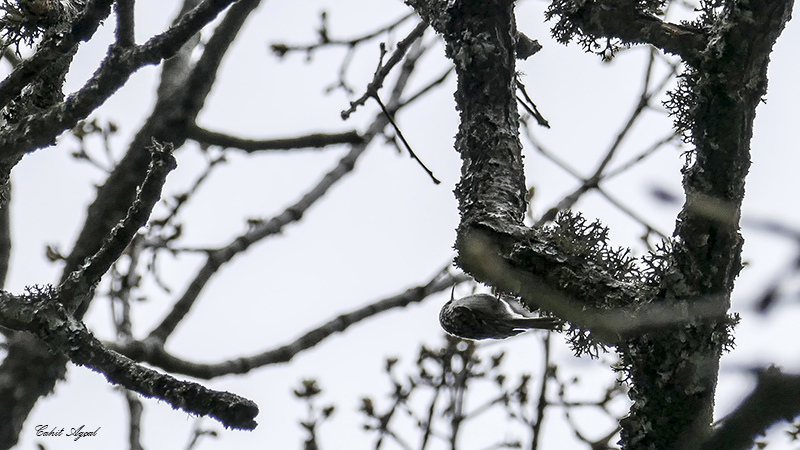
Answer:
406 0 794 448
620 0 794 447
0 0 259 445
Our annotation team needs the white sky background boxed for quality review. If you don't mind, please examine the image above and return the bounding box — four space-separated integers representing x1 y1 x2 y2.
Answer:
3 0 800 448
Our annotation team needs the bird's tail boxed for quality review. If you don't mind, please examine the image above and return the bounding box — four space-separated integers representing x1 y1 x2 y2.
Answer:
510 316 563 331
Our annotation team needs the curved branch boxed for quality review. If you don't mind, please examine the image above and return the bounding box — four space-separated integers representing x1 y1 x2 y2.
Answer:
147 41 426 343
546 0 707 64
0 0 115 111
703 368 800 450
0 0 242 165
0 289 257 429
147 124 379 344
113 271 469 379
0 0 261 442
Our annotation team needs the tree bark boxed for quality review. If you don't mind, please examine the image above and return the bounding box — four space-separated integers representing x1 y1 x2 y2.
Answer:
405 0 794 448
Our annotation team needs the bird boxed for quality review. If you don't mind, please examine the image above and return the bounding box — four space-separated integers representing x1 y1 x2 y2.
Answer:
439 292 561 340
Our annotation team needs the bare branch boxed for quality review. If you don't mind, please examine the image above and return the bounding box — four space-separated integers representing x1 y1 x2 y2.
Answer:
0 288 258 429
516 79 549 128
398 67 452 108
596 186 668 240
526 122 676 238
375 94 440 184
113 270 470 379
125 390 145 450
526 53 677 236
58 141 176 314
341 21 427 120
703 368 800 450
147 46 425 344
178 0 263 122
187 126 364 151
270 12 415 55
115 0 135 47
530 334 550 450
146 132 375 344
0 0 115 111
0 0 246 164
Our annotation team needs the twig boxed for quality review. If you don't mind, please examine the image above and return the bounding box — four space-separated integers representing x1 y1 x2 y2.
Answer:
125 390 145 450
530 334 550 450
146 138 371 344
184 420 219 450
271 12 415 55
516 79 549 128
153 151 226 229
341 21 427 120
596 185 668 239
603 133 677 179
146 38 426 345
375 95 440 184
529 56 678 228
399 67 453 108
187 126 364 151
109 236 145 339
419 381 442 450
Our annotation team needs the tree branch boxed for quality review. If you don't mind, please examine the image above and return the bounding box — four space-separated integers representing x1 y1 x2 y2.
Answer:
0 0 244 165
0 288 258 429
57 141 175 313
113 271 469 379
187 126 364 151
341 21 427 120
0 0 259 444
115 0 136 47
702 368 800 450
176 0 262 123
147 46 424 344
146 132 375 344
620 0 794 446
0 0 115 111
545 0 707 64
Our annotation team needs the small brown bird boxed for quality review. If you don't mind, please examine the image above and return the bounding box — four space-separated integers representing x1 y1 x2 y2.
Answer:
439 293 561 340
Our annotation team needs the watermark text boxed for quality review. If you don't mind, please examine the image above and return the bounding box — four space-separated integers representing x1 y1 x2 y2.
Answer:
36 425 100 441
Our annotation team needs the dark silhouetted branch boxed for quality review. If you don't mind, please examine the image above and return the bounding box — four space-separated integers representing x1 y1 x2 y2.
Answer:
187 126 364 151
147 44 425 344
0 288 257 429
703 368 800 450
341 21 427 120
113 270 469 379
115 0 135 47
59 141 176 313
0 0 115 111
